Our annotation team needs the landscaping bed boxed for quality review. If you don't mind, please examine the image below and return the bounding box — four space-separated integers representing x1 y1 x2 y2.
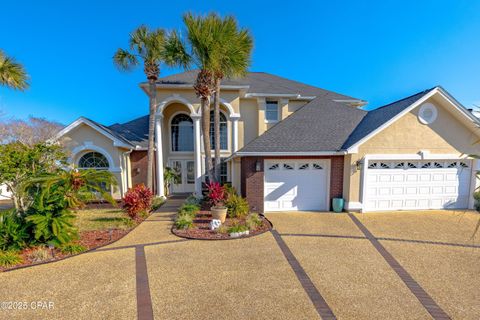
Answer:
172 210 272 240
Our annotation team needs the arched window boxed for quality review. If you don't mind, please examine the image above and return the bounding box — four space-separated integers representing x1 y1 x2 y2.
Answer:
171 114 194 152
78 152 109 169
210 111 227 150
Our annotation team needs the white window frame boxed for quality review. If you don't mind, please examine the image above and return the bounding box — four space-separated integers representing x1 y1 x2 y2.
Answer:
265 100 279 123
169 111 195 154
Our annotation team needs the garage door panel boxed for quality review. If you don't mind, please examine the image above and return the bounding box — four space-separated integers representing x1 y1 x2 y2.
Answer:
264 160 328 212
364 160 471 211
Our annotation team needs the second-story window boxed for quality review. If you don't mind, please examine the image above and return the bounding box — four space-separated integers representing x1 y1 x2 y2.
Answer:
209 110 228 150
265 100 279 122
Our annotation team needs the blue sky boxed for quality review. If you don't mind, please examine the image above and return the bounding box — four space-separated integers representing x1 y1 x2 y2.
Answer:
1 0 480 125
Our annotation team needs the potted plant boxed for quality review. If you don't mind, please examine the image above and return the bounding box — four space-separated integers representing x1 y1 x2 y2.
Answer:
206 182 227 223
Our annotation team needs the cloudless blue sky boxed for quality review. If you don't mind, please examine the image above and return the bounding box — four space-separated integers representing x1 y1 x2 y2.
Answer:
1 0 480 125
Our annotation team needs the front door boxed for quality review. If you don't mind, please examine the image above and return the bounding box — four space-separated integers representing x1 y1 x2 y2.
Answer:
170 160 195 194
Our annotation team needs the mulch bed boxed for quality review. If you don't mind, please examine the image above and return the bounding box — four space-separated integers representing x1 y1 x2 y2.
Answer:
172 210 272 240
0 224 137 272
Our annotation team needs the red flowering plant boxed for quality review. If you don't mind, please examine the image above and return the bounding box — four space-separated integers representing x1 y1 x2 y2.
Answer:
123 184 153 219
206 182 227 208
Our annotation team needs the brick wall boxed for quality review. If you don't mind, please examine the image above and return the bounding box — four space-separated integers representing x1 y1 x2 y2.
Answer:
130 150 156 193
241 156 345 213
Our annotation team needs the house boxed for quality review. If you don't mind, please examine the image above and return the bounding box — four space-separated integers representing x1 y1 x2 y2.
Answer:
55 71 480 212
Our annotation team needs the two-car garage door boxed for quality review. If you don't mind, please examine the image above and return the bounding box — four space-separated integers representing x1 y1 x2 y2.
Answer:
264 160 329 212
364 160 472 211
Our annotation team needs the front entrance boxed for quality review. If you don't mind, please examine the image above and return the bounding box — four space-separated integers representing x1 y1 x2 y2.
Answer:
170 159 195 194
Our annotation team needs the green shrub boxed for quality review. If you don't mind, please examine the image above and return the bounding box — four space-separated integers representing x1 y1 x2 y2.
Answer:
225 194 249 218
246 213 262 230
0 210 29 251
28 247 51 263
0 251 22 267
227 224 249 234
223 184 237 199
185 194 201 206
174 215 193 230
217 225 228 234
178 204 200 218
151 197 165 211
60 243 87 255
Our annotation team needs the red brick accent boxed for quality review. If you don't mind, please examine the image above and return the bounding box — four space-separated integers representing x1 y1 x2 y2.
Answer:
241 156 344 213
130 151 157 193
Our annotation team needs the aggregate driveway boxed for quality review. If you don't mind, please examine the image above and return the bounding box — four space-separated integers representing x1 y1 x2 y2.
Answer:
0 203 479 320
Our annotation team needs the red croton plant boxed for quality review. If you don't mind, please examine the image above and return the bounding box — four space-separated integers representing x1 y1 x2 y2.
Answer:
123 184 153 219
206 182 226 208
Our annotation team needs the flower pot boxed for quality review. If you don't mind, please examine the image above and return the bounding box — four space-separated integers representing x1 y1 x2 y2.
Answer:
332 198 344 213
211 206 227 223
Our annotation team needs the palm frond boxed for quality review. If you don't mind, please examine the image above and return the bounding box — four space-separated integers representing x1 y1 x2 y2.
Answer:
162 30 191 69
0 50 29 90
113 49 138 71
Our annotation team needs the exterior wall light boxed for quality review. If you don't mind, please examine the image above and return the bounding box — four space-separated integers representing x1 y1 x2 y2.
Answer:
255 159 262 172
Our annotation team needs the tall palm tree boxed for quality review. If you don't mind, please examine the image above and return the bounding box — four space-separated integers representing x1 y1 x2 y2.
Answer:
113 26 188 191
211 17 253 181
0 50 29 90
182 13 221 182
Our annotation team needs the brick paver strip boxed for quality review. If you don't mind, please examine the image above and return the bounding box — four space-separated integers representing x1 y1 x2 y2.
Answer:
271 229 336 320
136 246 154 320
348 214 451 320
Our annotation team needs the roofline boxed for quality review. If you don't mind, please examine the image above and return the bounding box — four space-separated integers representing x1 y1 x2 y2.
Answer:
228 151 347 160
53 117 134 149
139 82 250 90
346 86 480 152
333 99 368 107
243 93 317 100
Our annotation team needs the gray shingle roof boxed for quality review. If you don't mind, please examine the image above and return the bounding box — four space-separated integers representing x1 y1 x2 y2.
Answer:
109 115 150 148
238 98 367 153
83 117 134 147
156 70 360 101
341 87 436 149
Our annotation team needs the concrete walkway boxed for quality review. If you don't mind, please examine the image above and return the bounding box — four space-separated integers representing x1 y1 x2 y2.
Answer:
0 202 479 320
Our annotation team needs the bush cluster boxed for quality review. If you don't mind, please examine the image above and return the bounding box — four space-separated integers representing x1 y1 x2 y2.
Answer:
122 184 153 219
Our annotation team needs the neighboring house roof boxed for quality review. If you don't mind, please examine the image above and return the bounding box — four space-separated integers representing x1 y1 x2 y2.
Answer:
237 97 367 154
155 70 362 102
341 87 436 150
109 115 150 148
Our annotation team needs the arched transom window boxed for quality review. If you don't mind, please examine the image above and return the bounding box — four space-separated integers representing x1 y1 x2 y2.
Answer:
210 111 228 150
171 113 194 152
78 152 109 169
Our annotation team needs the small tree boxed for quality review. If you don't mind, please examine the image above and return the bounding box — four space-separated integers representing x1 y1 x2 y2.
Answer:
0 142 67 212
0 116 63 145
0 50 29 90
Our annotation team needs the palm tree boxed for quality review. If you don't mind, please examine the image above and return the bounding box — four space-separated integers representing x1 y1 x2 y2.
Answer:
0 50 29 90
211 17 253 181
113 26 188 192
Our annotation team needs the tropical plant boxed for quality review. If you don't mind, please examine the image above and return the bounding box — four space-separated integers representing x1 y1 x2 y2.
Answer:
174 214 193 229
164 166 180 196
0 142 67 212
25 169 118 210
178 203 200 218
0 50 29 90
25 185 78 246
246 213 262 230
225 194 249 218
227 223 248 234
0 210 29 251
60 243 87 255
114 26 189 190
122 184 153 219
206 182 226 208
0 250 22 267
151 196 165 211
211 15 253 181
185 194 202 206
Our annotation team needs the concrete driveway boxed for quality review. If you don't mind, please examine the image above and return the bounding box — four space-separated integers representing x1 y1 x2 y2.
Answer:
1 204 479 320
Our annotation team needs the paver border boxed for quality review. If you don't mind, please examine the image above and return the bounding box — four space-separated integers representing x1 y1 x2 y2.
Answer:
348 213 452 320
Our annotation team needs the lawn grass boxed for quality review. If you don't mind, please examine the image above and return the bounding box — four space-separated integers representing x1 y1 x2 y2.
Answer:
73 208 134 232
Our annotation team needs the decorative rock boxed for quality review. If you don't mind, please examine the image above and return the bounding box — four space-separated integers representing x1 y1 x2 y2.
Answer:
210 219 222 231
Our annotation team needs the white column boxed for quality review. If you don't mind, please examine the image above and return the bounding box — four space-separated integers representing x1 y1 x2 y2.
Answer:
155 115 165 197
192 115 202 196
231 115 240 152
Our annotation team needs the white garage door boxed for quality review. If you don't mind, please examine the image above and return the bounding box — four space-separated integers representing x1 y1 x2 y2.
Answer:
364 160 472 211
264 160 329 212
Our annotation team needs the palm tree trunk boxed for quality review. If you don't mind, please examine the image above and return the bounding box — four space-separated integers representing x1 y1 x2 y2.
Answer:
146 79 157 191
213 78 221 183
201 96 214 183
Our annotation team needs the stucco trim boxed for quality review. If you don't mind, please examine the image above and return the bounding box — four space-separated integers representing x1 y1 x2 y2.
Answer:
55 117 133 149
71 143 121 173
346 87 480 153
